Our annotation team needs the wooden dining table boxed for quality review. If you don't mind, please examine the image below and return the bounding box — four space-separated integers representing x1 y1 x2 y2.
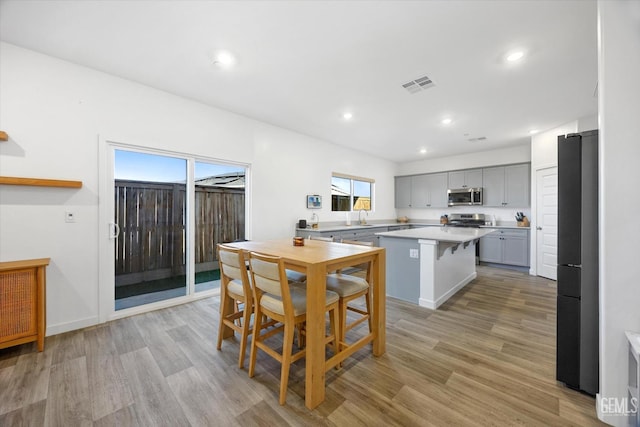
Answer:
227 238 386 409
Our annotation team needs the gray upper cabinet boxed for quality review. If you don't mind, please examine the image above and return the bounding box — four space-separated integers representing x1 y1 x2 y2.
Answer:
395 173 447 208
482 167 506 206
412 173 448 208
482 164 530 207
395 176 412 208
504 164 530 207
448 169 483 189
396 163 529 209
427 173 449 207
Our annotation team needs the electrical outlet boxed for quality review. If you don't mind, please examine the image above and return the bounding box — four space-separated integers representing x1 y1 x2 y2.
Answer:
65 211 76 223
409 248 419 259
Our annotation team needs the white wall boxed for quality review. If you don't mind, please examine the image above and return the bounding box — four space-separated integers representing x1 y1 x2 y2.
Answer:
597 1 640 425
398 144 531 176
396 144 532 223
528 120 578 275
0 43 397 334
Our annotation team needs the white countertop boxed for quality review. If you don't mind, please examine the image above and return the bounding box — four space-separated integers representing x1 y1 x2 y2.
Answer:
296 222 400 231
296 221 528 232
376 226 497 243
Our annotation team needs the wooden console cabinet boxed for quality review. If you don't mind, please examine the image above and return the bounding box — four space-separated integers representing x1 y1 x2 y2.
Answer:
0 258 50 351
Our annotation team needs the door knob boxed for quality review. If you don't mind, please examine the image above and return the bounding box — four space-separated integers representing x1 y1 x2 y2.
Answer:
536 226 542 230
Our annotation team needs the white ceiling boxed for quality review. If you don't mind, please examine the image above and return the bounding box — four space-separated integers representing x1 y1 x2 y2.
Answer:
0 0 598 163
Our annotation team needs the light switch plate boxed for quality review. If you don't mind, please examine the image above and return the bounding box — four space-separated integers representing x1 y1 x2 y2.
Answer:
409 248 419 258
65 211 76 223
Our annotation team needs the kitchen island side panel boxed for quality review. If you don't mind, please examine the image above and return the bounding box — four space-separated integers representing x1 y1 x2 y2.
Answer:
379 236 420 304
419 240 477 309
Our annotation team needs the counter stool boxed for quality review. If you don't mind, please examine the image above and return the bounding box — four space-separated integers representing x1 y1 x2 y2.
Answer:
326 240 373 354
217 244 276 369
247 251 339 405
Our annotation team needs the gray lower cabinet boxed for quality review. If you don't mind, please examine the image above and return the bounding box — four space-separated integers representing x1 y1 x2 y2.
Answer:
341 227 387 245
379 236 420 304
388 225 410 231
479 229 530 267
297 226 388 246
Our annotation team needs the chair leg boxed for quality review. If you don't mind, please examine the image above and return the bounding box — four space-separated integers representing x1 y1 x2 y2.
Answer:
365 290 372 333
339 299 348 350
248 306 263 378
279 321 295 405
238 302 252 369
328 306 339 357
217 293 231 351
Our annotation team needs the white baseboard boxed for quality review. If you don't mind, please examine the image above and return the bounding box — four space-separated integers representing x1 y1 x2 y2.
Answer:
419 271 476 310
46 316 99 336
418 298 436 309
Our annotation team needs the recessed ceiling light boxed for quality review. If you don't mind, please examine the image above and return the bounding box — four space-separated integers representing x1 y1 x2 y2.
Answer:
343 112 353 120
506 51 524 62
420 148 427 154
441 118 452 125
529 129 539 135
214 51 236 68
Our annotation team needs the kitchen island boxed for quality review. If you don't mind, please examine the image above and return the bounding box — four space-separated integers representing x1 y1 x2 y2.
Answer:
376 226 497 309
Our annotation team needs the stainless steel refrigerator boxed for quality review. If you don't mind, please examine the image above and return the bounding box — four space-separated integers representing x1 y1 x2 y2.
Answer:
556 129 599 395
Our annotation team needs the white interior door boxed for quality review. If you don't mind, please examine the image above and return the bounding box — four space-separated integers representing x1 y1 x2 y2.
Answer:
536 167 558 280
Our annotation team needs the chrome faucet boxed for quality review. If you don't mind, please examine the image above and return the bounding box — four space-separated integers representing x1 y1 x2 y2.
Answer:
358 209 368 225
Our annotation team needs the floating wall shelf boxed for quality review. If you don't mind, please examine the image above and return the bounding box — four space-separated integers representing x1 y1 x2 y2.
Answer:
0 176 83 188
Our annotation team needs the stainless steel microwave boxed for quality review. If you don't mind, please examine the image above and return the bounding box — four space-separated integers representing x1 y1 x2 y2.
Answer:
447 187 483 206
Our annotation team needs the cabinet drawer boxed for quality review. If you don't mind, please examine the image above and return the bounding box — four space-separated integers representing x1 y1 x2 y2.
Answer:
492 228 529 238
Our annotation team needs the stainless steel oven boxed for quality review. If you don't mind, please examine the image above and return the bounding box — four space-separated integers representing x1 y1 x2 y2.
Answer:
447 187 483 207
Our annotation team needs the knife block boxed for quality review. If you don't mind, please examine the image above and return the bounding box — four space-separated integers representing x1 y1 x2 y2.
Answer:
517 217 530 227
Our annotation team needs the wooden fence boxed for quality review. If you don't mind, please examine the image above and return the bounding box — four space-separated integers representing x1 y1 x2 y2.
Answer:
115 180 245 286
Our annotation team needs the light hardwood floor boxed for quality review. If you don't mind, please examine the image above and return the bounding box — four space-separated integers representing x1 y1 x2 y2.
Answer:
0 266 606 426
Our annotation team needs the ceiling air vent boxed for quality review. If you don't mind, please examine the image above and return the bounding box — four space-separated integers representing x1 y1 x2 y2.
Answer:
402 75 435 94
468 137 487 142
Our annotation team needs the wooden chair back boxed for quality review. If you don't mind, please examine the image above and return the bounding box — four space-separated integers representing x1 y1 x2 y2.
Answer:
217 244 252 299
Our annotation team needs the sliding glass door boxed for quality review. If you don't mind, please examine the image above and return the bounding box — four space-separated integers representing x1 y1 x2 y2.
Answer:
114 150 187 310
110 147 247 311
194 161 246 293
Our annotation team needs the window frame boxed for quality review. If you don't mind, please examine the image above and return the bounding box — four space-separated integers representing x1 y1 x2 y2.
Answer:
331 173 375 212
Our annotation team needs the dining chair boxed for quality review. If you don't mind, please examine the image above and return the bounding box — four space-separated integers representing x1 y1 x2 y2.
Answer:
325 240 373 353
216 244 265 369
247 251 340 405
285 235 333 283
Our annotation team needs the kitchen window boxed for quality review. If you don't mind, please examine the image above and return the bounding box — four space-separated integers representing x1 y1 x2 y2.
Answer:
331 173 374 212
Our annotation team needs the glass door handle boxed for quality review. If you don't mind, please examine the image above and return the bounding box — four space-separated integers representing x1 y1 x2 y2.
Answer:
109 222 120 239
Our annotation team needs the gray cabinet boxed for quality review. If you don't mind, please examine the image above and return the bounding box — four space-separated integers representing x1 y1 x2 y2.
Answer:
448 169 482 189
479 228 529 267
394 176 412 208
297 226 388 246
388 225 410 231
504 164 530 207
340 227 387 245
395 173 447 208
411 173 448 208
482 164 530 207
